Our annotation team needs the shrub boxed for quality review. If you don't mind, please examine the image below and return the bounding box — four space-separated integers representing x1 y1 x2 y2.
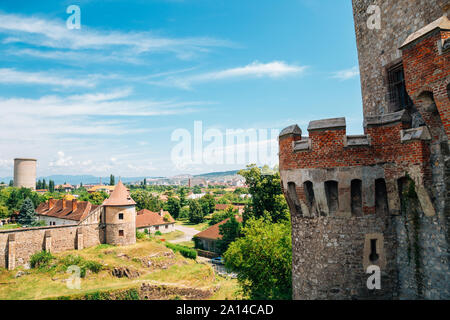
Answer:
59 254 103 277
155 231 162 236
136 230 146 239
144 229 149 234
165 242 197 260
30 250 55 269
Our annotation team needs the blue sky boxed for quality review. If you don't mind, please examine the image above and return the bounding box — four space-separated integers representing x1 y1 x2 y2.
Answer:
0 0 363 178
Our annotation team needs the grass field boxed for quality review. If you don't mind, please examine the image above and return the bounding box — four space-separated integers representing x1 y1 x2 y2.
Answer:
0 224 20 230
175 219 210 231
0 238 240 300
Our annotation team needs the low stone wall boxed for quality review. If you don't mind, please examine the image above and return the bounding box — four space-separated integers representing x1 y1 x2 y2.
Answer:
0 224 102 269
197 249 220 259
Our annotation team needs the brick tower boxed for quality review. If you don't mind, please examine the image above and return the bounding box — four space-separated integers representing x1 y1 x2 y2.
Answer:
280 1 449 299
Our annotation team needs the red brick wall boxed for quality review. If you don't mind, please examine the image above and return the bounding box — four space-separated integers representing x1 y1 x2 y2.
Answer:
402 29 450 138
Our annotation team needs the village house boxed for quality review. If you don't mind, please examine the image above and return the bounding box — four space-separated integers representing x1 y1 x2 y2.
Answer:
87 185 116 195
194 216 243 253
55 184 74 193
136 209 175 234
36 199 100 226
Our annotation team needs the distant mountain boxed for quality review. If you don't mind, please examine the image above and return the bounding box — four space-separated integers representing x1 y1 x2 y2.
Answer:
35 175 161 185
1 169 243 186
194 170 241 178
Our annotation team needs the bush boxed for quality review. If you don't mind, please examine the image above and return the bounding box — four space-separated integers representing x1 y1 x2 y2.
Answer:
155 231 162 236
30 250 55 269
136 230 146 239
144 229 149 234
165 242 197 260
59 254 103 277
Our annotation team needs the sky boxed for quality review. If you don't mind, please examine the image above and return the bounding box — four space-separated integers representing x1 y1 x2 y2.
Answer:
0 0 363 178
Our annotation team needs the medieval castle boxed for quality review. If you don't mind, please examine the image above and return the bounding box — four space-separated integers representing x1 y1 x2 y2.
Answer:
279 0 449 299
0 181 137 269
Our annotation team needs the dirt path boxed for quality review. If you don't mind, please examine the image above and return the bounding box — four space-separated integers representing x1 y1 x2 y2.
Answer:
169 224 200 243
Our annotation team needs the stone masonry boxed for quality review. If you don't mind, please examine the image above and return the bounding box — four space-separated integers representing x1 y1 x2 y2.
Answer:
280 1 450 299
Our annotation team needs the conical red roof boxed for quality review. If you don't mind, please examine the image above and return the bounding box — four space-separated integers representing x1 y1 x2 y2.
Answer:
102 181 136 206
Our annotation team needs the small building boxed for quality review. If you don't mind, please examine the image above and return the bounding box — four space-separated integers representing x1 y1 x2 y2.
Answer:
56 184 74 193
36 199 100 226
136 209 175 234
194 216 243 253
87 185 116 194
35 189 48 195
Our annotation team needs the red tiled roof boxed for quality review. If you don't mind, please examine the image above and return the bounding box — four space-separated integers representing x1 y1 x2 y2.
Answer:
36 199 99 222
102 181 136 206
136 209 175 228
215 204 232 211
194 216 243 240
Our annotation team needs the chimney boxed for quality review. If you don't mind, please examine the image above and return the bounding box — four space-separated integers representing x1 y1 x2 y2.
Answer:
160 209 164 217
48 199 56 210
62 199 67 210
72 199 78 212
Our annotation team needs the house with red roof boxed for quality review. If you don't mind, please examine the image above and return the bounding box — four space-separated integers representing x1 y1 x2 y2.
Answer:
36 199 101 226
193 216 243 253
136 209 175 234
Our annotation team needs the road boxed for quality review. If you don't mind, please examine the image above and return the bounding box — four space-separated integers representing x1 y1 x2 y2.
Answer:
169 224 200 243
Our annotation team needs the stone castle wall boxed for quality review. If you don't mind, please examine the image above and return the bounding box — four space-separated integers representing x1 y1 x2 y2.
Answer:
352 0 446 116
292 215 397 300
0 224 103 269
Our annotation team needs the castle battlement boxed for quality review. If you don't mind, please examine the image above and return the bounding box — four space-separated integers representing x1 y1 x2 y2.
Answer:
281 1 449 300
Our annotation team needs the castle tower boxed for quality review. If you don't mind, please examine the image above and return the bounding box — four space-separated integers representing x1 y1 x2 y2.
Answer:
102 181 136 246
279 1 449 300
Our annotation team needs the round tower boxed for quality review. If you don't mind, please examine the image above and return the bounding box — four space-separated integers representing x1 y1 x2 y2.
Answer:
13 158 37 190
102 181 136 246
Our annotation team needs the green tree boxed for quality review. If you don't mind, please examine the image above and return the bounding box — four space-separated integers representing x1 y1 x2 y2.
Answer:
49 180 55 193
42 179 47 190
217 216 241 254
199 193 216 216
0 204 9 218
9 180 13 187
192 185 202 194
188 200 204 224
17 198 37 227
130 189 161 211
210 206 237 225
224 218 292 300
165 197 181 219
238 164 289 224
110 175 115 186
178 187 188 207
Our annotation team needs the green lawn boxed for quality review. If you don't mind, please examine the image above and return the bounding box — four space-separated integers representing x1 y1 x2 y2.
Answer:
0 224 20 230
175 219 210 231
0 238 240 300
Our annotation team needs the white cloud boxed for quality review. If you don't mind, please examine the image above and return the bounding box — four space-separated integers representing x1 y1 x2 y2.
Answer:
0 12 232 59
331 66 360 81
49 151 74 167
151 61 307 89
0 68 96 87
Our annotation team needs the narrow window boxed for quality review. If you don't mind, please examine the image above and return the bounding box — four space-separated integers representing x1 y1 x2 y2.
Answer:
387 61 412 112
118 213 124 220
369 239 379 263
375 179 389 215
324 181 339 215
287 182 302 216
304 181 317 216
351 179 363 216
447 83 450 101
119 230 124 237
